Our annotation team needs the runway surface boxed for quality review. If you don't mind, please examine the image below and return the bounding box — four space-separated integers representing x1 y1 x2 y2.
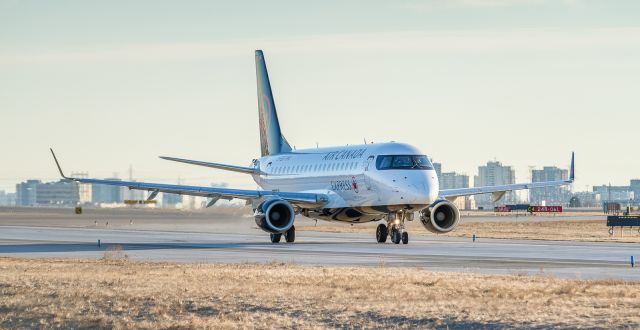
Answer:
0 207 638 280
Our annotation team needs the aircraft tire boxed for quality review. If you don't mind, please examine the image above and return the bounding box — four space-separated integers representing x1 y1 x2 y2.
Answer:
391 229 401 244
284 226 296 243
270 233 282 243
402 232 409 244
376 224 388 243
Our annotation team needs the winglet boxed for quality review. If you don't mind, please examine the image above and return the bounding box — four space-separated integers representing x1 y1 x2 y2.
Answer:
49 148 70 179
569 151 575 182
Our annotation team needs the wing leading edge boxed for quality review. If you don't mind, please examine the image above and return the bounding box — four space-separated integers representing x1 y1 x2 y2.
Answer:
440 152 575 200
50 149 327 207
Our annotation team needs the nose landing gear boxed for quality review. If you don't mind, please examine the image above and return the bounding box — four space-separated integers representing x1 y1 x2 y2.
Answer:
376 212 411 245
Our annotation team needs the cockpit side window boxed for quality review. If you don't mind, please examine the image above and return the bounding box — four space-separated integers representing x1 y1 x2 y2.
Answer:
378 156 393 170
376 155 434 170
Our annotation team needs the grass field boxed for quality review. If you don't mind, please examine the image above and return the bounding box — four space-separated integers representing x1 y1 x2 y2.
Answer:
1 257 639 329
299 219 640 243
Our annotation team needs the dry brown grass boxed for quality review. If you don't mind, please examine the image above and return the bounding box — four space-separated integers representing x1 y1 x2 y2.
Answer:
298 219 640 243
1 257 639 329
449 220 640 243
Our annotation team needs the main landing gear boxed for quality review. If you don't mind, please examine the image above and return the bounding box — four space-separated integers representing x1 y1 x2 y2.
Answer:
270 226 296 243
376 212 411 245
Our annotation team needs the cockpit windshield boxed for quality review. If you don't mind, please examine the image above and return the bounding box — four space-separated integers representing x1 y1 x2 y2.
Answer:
376 155 434 170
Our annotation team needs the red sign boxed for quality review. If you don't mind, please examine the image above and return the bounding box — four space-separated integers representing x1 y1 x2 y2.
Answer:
528 206 563 213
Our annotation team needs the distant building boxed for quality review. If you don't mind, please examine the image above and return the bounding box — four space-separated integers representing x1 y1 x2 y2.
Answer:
474 161 516 208
162 193 183 208
593 185 632 203
92 179 123 204
432 162 442 183
16 180 40 206
570 191 600 208
630 179 640 201
70 172 92 204
15 179 79 206
440 172 470 209
0 190 16 206
440 172 469 190
530 166 570 205
35 180 79 205
124 184 146 201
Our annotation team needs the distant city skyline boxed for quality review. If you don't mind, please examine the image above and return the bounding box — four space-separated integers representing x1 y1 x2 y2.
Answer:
2 0 639 192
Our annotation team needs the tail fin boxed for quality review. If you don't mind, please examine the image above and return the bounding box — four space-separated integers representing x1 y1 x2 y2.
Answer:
255 50 292 156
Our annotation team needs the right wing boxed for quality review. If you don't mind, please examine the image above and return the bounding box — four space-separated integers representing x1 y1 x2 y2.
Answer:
51 149 327 208
440 152 575 202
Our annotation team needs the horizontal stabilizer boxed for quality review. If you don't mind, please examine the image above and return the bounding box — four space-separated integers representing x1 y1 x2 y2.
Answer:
159 156 261 175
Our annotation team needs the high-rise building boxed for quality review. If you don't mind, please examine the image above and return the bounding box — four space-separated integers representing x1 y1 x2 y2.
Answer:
530 166 570 205
92 179 124 204
474 161 516 207
16 180 40 206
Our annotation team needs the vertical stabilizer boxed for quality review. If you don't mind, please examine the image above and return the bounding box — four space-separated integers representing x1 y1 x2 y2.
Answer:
255 50 292 156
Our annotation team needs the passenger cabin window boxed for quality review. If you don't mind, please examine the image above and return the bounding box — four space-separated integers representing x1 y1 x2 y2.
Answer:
376 155 434 170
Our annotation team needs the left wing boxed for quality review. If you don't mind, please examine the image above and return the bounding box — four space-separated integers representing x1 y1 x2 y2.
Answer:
50 149 327 208
440 152 574 202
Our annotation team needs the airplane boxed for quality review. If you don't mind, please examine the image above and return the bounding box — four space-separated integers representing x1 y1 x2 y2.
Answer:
50 50 575 245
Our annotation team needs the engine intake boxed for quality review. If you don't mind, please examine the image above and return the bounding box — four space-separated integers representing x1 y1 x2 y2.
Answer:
254 199 295 233
419 200 460 233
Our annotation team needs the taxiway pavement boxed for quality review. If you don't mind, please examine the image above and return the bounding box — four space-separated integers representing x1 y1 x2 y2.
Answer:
0 207 637 280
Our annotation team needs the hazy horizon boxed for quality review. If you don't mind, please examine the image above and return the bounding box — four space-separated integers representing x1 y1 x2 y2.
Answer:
2 0 639 193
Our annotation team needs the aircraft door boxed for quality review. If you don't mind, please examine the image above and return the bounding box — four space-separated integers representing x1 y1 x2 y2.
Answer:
363 155 375 191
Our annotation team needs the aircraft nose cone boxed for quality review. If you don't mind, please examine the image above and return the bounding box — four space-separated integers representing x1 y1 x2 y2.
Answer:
406 182 431 204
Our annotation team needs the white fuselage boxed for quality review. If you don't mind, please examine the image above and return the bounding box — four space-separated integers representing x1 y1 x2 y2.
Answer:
251 142 439 223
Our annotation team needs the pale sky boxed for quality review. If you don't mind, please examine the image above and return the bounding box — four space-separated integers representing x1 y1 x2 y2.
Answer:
1 0 639 193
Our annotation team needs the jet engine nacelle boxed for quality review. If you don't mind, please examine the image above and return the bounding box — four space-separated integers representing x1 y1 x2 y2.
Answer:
419 200 461 233
254 199 295 233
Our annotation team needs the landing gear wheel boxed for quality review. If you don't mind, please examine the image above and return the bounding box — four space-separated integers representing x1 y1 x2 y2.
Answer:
284 226 296 243
391 228 401 244
401 232 409 245
270 233 282 243
376 224 388 243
